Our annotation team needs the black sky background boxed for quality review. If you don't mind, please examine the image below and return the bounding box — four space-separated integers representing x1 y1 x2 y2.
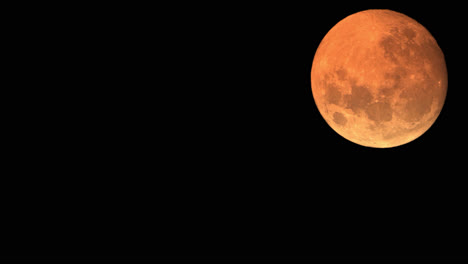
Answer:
3 2 466 262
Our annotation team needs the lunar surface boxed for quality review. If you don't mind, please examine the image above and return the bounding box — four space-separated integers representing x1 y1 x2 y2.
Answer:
311 9 447 148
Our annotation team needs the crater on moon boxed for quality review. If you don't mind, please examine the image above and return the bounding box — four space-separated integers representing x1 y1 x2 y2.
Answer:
333 112 347 126
366 101 393 123
325 83 342 105
401 27 416 40
335 67 348 81
344 83 372 114
399 83 434 122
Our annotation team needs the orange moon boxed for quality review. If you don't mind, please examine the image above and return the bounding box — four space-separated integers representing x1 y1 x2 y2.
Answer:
311 9 447 148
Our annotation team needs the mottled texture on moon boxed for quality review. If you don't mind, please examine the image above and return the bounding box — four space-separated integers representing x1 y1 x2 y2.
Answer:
311 9 447 148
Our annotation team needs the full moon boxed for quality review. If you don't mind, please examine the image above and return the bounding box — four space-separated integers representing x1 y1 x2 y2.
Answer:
311 9 447 148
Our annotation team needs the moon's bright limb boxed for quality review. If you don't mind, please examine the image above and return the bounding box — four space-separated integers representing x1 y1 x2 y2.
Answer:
311 9 447 148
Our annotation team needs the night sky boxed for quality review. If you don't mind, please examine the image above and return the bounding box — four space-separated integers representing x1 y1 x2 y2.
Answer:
4 2 466 262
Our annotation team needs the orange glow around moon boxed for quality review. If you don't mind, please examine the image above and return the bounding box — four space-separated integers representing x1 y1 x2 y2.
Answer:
311 9 447 148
